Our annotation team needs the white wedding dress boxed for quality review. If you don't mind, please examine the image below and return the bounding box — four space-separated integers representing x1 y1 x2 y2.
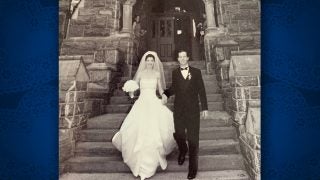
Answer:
112 78 176 180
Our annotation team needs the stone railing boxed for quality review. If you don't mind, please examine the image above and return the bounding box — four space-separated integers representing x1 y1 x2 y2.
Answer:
209 39 261 179
239 101 261 180
228 52 261 180
59 56 90 174
205 39 239 113
60 34 135 77
85 47 124 117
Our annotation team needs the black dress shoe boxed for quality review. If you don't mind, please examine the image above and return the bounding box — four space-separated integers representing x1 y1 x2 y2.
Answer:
178 152 186 165
187 171 197 179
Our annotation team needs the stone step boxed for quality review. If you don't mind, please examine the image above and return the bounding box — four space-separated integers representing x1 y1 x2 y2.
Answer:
120 74 217 83
87 111 231 129
75 139 240 157
117 78 219 91
60 170 250 180
115 84 220 96
105 102 224 113
164 74 217 82
79 127 236 142
65 154 244 173
162 61 206 69
110 93 223 104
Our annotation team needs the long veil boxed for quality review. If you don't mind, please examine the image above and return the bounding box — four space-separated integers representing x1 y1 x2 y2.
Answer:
133 51 166 89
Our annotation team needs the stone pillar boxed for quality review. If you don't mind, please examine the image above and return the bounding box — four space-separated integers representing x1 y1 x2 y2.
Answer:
210 40 239 112
121 0 136 34
202 0 227 74
203 0 217 32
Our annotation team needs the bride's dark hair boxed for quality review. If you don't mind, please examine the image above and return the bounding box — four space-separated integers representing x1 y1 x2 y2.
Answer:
145 54 155 61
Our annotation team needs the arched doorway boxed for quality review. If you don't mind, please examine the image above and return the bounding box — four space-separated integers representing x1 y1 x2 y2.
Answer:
131 0 207 61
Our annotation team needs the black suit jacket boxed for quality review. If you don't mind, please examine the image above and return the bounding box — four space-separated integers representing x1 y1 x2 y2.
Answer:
164 66 208 117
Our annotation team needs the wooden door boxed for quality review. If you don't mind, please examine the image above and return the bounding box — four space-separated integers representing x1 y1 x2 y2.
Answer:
147 15 175 61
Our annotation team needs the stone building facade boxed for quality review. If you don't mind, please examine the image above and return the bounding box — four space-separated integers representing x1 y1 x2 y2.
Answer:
59 0 260 179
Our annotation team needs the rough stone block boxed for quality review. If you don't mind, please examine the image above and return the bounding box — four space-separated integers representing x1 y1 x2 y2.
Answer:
95 50 105 63
78 8 97 16
82 54 95 64
84 0 93 7
248 100 261 108
107 19 115 29
75 102 85 115
105 0 114 4
233 111 247 124
65 92 75 102
105 49 119 64
59 117 67 128
250 86 260 99
88 70 111 82
68 25 84 37
225 5 238 13
74 16 92 25
240 2 258 9
84 100 93 113
233 99 247 112
239 20 258 32
238 124 246 135
246 107 260 135
232 11 251 21
93 0 105 7
91 17 107 28
215 47 225 61
99 9 113 16
86 91 108 99
76 82 88 91
228 24 240 33
235 76 259 87
233 87 250 99
84 27 110 37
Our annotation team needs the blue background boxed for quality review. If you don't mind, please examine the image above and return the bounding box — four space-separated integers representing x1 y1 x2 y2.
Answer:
0 0 320 179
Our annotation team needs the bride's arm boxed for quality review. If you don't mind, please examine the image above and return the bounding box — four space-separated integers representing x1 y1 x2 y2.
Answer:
156 72 164 95
133 72 141 88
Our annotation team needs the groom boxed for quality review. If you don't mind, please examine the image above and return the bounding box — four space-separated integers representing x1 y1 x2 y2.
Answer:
162 50 208 179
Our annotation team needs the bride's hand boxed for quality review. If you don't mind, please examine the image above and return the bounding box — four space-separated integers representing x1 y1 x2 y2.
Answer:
161 94 168 104
129 92 134 98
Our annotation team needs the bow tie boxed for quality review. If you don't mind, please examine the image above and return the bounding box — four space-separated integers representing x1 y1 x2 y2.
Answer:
180 67 189 71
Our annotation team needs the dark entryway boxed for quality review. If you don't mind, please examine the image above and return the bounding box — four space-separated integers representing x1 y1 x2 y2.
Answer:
147 13 192 61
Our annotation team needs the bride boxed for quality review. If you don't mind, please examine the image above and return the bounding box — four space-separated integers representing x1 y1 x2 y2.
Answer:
112 51 176 180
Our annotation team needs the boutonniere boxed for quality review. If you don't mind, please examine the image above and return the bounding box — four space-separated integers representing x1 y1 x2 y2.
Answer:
187 72 192 80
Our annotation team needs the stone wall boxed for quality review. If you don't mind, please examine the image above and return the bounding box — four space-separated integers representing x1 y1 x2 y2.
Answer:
209 39 261 179
228 52 261 180
59 0 72 47
67 0 121 37
60 35 135 116
59 58 90 174
218 0 260 50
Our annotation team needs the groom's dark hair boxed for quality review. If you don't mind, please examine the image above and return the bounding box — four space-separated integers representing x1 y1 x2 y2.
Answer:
177 50 189 57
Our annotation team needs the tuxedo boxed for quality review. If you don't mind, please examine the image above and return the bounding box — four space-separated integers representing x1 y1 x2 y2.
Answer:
164 66 208 174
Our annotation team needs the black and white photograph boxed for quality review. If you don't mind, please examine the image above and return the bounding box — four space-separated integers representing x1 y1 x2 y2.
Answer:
58 0 261 179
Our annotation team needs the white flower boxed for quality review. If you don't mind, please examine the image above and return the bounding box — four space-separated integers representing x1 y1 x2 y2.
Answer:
187 72 192 80
122 80 139 93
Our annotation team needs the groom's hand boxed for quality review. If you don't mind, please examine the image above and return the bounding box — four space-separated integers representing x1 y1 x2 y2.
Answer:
201 110 208 119
161 94 168 104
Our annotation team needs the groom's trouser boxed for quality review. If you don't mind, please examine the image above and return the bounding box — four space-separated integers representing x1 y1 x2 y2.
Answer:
174 113 200 172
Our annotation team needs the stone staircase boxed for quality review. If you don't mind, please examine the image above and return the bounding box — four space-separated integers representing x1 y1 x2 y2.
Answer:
60 61 250 180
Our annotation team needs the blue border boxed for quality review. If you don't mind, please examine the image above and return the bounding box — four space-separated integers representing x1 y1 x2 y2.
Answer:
0 0 58 179
262 0 320 179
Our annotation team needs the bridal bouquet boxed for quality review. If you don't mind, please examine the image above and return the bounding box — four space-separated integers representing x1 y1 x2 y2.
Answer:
122 80 139 98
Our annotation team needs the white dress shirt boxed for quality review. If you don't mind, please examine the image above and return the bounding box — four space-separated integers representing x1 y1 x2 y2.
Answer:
180 66 189 79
